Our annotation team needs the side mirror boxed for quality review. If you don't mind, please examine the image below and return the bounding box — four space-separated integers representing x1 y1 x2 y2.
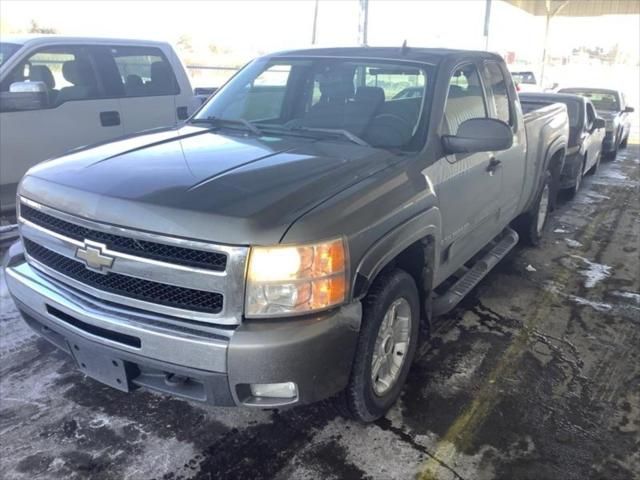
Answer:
0 81 48 112
593 118 605 129
624 106 634 113
9 81 47 93
442 118 513 154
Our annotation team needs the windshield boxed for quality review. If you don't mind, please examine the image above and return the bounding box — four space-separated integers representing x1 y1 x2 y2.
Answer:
194 57 433 150
512 72 536 85
0 43 22 67
561 89 620 112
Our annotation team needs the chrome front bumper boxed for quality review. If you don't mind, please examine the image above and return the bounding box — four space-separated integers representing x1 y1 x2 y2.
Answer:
5 255 230 373
5 242 362 407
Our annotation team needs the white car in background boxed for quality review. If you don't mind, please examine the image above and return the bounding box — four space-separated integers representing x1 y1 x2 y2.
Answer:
510 70 541 92
0 35 200 215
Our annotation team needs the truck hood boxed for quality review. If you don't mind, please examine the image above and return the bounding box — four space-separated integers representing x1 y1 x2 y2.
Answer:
20 125 395 245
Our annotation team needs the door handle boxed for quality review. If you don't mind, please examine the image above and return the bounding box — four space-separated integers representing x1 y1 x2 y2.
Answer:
100 111 121 127
486 157 502 174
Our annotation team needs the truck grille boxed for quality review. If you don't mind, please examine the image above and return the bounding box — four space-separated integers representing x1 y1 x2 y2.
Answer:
24 239 224 314
21 204 227 271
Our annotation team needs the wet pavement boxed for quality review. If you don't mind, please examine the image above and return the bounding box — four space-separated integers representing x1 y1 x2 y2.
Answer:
1 146 639 480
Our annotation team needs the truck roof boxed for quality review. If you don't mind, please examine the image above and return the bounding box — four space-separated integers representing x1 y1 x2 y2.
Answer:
2 34 171 48
265 46 503 64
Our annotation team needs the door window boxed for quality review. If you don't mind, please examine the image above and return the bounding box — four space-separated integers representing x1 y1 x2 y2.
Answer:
106 46 179 97
0 47 100 111
444 64 487 135
483 62 512 126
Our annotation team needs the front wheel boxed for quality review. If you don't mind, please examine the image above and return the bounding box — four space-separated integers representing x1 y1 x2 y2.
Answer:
566 156 585 199
514 171 551 247
587 153 601 175
339 269 420 422
620 134 628 149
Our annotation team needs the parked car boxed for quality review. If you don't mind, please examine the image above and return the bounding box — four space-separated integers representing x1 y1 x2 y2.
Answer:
0 35 200 216
4 47 569 422
510 70 540 92
558 87 634 159
520 92 605 198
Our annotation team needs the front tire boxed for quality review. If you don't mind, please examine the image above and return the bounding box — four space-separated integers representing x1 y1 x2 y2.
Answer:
515 171 551 247
620 133 628 149
566 156 585 199
340 269 420 422
587 153 600 175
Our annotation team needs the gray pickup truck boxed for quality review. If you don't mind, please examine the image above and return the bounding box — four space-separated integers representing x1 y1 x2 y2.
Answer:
4 47 568 421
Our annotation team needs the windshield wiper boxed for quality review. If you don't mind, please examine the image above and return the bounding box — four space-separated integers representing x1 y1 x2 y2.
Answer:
191 116 262 135
288 127 370 147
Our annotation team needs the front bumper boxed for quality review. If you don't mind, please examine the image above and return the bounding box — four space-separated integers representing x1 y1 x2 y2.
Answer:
4 242 361 407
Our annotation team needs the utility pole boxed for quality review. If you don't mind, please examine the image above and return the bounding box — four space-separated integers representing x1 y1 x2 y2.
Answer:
311 0 319 45
358 0 369 46
483 0 492 50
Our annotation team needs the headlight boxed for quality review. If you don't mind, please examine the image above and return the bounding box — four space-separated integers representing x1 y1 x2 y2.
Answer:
245 238 348 317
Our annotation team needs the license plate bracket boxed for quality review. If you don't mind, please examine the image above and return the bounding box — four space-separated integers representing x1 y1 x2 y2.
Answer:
68 340 130 392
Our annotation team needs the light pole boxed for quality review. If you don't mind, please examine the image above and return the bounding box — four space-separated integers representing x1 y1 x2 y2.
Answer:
311 0 319 45
358 0 369 46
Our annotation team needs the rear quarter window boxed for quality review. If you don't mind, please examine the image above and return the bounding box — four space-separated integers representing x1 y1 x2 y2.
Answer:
108 46 179 97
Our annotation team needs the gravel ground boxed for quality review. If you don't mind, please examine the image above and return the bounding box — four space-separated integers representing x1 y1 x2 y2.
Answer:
1 146 638 480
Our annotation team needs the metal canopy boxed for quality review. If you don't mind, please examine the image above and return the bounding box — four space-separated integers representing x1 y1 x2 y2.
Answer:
505 0 640 17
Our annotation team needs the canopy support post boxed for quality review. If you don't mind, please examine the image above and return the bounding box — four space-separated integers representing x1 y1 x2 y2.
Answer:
484 0 492 50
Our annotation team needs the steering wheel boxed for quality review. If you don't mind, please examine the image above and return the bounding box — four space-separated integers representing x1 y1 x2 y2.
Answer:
367 113 414 147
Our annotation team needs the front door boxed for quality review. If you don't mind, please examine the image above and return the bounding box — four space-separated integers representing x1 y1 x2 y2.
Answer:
434 62 504 271
481 60 526 224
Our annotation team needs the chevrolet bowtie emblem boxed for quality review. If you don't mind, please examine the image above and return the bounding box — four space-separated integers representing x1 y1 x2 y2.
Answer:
75 240 115 273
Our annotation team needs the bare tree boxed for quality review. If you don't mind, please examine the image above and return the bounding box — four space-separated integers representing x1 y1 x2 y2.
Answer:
28 20 57 34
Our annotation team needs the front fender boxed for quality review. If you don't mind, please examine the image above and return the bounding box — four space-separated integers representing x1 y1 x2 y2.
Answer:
353 206 442 298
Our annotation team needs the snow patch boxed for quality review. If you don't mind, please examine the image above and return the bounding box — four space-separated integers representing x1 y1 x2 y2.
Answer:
564 238 583 248
570 255 612 288
544 282 612 312
525 264 537 272
600 168 628 180
611 291 640 305
570 296 613 312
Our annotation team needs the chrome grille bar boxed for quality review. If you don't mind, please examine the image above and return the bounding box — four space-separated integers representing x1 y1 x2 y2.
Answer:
18 197 248 325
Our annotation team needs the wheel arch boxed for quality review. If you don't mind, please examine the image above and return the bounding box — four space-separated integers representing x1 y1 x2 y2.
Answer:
352 207 441 326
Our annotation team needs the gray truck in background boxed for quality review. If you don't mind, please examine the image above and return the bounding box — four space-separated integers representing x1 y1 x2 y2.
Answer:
4 47 568 422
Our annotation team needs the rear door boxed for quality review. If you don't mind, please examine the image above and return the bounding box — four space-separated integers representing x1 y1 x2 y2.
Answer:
0 45 123 201
97 45 180 135
435 62 504 266
482 60 526 224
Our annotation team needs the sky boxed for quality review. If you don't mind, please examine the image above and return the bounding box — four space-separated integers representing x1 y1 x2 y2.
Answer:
1 0 639 67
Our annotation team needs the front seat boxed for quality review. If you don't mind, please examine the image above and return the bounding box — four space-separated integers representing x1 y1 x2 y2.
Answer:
345 86 385 135
302 68 354 129
148 61 175 95
29 65 56 104
56 59 98 104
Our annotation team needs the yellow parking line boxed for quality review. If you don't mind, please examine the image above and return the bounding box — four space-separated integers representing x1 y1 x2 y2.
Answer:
417 205 609 480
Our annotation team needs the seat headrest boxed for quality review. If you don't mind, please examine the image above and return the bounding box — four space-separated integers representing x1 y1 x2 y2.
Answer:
150 61 173 86
318 68 354 102
62 59 94 86
126 74 144 87
355 86 385 104
29 65 55 89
